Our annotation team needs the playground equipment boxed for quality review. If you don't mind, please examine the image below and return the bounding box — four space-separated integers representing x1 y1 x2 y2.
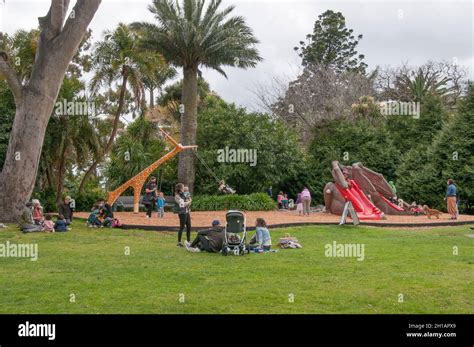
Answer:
324 161 412 219
107 128 197 213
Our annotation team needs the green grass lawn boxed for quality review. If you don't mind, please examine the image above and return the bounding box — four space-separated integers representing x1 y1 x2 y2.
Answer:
0 222 473 314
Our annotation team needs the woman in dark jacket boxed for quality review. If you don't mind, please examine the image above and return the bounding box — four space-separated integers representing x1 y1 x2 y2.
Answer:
174 183 192 247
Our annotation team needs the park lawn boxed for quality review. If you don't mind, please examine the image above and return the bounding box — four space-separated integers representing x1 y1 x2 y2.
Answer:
0 222 472 314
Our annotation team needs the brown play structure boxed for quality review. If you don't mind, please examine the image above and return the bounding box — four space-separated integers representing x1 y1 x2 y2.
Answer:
107 128 197 213
324 161 412 219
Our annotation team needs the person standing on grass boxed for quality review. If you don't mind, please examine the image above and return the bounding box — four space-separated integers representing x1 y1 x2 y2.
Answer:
143 177 158 218
445 179 458 220
174 183 192 248
301 187 312 216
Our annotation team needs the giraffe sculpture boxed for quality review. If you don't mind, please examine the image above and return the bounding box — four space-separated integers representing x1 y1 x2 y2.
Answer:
107 128 197 213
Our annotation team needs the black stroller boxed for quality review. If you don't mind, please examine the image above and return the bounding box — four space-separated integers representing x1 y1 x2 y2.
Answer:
222 210 247 256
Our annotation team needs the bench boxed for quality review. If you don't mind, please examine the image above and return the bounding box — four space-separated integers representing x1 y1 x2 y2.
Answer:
113 196 175 212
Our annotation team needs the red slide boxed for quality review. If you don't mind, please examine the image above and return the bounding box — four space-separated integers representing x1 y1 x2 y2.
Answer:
336 180 383 220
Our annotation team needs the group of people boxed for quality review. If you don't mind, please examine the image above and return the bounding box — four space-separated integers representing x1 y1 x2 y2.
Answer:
275 188 312 216
86 199 116 228
184 217 272 254
142 176 167 219
387 179 460 219
19 196 74 233
172 181 272 253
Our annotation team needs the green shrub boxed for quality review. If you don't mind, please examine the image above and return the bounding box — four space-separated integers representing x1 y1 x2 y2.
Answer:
191 193 276 211
32 188 57 213
74 187 107 212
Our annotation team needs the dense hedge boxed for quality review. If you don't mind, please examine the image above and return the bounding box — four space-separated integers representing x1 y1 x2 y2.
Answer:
191 193 276 211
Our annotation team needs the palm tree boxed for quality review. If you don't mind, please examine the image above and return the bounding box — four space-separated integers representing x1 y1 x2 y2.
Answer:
78 23 167 193
395 66 455 102
143 65 177 109
133 0 262 192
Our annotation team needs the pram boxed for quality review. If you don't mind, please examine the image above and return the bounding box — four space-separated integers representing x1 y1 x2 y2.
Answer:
222 210 247 256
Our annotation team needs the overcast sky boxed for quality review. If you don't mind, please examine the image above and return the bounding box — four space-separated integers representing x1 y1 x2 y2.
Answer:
1 0 473 112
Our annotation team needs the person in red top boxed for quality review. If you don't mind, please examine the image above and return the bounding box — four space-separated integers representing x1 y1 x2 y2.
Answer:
32 199 44 225
277 191 284 209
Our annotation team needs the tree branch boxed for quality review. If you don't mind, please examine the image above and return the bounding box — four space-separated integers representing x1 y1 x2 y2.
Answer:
39 0 71 40
55 0 101 52
50 0 66 35
0 55 23 103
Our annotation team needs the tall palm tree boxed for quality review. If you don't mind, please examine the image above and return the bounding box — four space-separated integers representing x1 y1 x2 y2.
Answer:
78 23 167 193
133 0 262 192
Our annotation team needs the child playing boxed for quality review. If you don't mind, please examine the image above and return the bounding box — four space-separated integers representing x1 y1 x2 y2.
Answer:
218 180 235 194
156 192 166 218
54 214 69 232
248 218 272 251
282 193 289 209
86 204 102 227
42 214 55 232
296 193 303 216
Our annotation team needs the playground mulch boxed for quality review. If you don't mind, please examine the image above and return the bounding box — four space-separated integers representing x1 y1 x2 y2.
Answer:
75 210 474 230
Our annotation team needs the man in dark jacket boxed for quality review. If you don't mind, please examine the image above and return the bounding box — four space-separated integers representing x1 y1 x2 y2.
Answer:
58 196 74 225
186 220 224 253
98 199 114 227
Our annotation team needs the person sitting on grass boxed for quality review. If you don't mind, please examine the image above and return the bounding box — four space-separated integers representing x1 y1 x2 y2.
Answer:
59 196 74 225
42 214 55 232
32 199 44 225
86 204 102 228
98 199 114 227
54 214 69 232
19 202 43 233
186 220 224 253
248 218 272 251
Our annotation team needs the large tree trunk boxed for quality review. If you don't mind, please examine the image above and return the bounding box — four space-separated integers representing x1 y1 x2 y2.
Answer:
0 90 58 221
0 0 101 223
177 66 198 194
78 72 128 193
